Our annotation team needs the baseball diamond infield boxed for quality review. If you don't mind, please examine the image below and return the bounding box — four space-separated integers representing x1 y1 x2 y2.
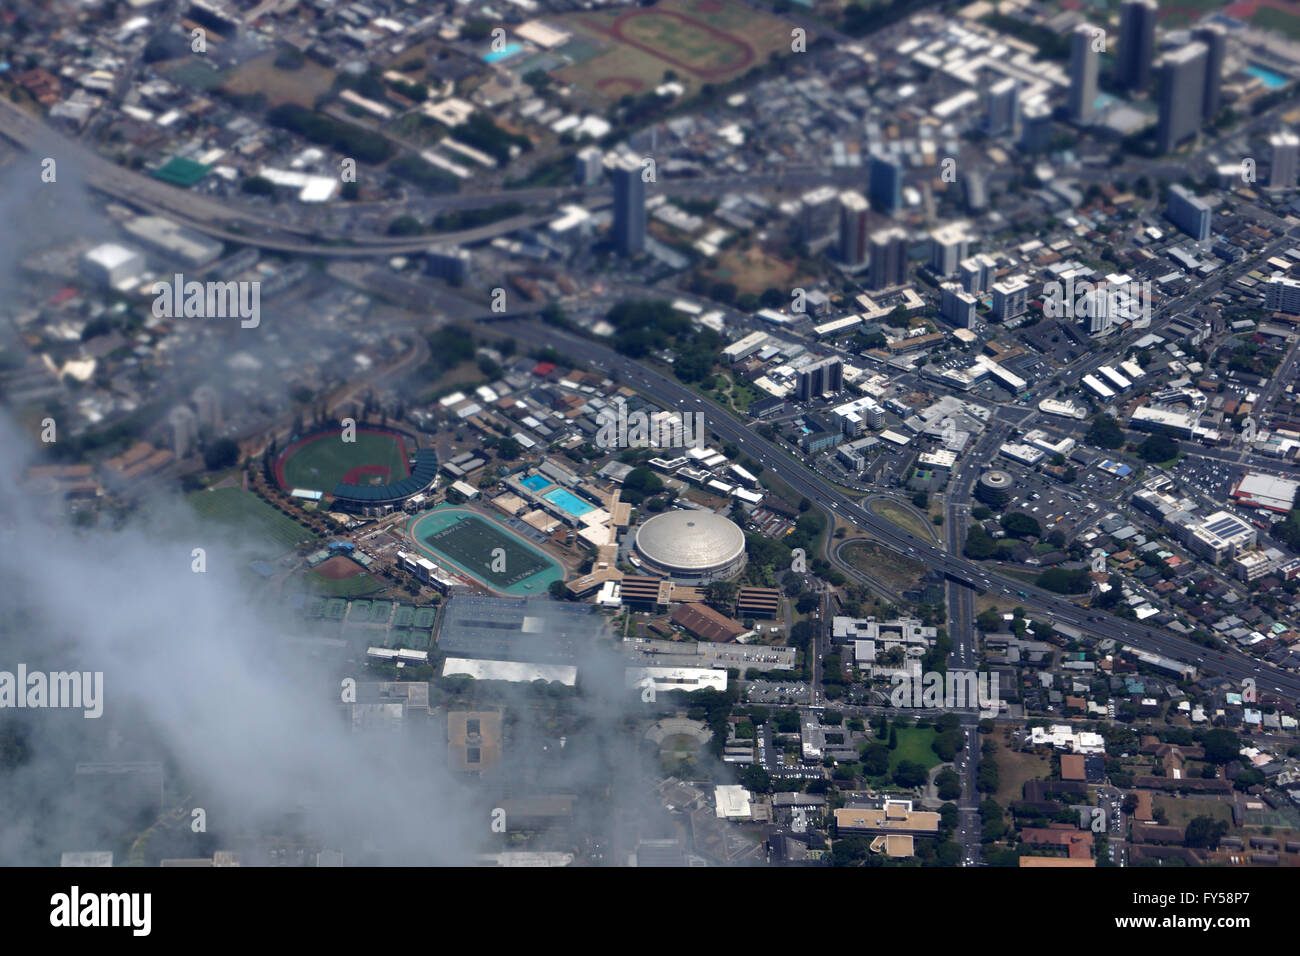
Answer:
276 428 410 493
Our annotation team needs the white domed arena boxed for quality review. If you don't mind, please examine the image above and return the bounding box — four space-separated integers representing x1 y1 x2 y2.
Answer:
633 510 747 582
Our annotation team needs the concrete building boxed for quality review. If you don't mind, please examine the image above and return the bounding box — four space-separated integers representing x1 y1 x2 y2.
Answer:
940 282 978 328
868 227 908 290
868 153 903 216
959 253 997 294
80 243 145 289
1118 0 1158 92
1156 42 1208 154
426 244 472 285
1020 100 1053 153
1166 184 1212 241
799 185 840 244
929 222 971 277
831 395 885 435
1068 24 1102 124
191 384 221 429
1192 23 1226 120
838 190 870 267
574 146 603 186
611 157 646 256
991 275 1032 321
168 404 199 458
1265 274 1300 314
985 77 1020 137
634 510 747 582
1270 130 1299 190
797 356 844 401
122 215 222 268
1233 550 1272 583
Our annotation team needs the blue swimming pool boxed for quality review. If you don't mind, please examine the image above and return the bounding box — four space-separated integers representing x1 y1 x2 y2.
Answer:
482 43 523 64
1246 63 1289 90
544 488 595 517
520 474 552 492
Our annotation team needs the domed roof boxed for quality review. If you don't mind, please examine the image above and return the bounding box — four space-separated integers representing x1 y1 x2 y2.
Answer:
634 510 746 572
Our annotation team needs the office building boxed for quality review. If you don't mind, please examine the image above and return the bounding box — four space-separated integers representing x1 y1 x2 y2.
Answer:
1270 130 1299 190
991 275 1032 321
1068 24 1101 124
868 154 903 216
1020 100 1053 153
799 185 840 244
838 190 870 267
1118 0 1157 92
574 146 603 186
426 244 472 286
868 227 908 290
985 77 1020 137
611 157 646 256
1193 24 1226 120
1156 42 1208 154
940 283 978 328
929 222 971 277
1166 184 1211 241
797 357 844 401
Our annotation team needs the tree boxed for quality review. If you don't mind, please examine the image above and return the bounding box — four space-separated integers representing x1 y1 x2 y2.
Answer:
1000 512 1041 538
1185 816 1229 849
1137 433 1178 463
893 760 928 788
1035 568 1092 594
741 765 772 794
705 580 737 611
964 524 997 560
1086 414 1124 450
1202 729 1241 765
203 438 239 471
936 768 962 800
888 726 898 750
862 744 890 776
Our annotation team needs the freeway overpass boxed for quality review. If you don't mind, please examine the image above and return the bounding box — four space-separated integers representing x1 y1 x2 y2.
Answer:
492 317 1300 702
0 98 866 257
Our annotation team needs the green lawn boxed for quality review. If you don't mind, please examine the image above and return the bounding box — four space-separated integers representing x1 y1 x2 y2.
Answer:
304 569 386 598
188 487 317 556
279 429 408 491
1251 6 1300 41
888 727 942 774
869 498 939 544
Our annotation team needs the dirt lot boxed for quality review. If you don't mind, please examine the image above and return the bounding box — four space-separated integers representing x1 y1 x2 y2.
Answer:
222 52 336 108
701 244 808 296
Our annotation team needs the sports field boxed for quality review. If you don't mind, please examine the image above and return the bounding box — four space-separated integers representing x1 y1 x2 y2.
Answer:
276 429 409 493
552 0 795 101
188 487 317 555
409 507 564 595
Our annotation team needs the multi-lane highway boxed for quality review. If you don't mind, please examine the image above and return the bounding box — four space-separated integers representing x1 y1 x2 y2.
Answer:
494 317 1300 703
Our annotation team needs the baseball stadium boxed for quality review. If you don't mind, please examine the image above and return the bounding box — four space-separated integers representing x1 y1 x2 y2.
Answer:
408 506 564 596
275 426 438 514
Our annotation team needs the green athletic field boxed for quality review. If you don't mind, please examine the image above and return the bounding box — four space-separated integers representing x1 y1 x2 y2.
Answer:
409 507 563 595
187 487 317 556
277 429 408 492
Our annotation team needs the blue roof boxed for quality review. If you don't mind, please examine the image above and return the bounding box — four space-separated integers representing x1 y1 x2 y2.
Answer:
333 448 438 503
